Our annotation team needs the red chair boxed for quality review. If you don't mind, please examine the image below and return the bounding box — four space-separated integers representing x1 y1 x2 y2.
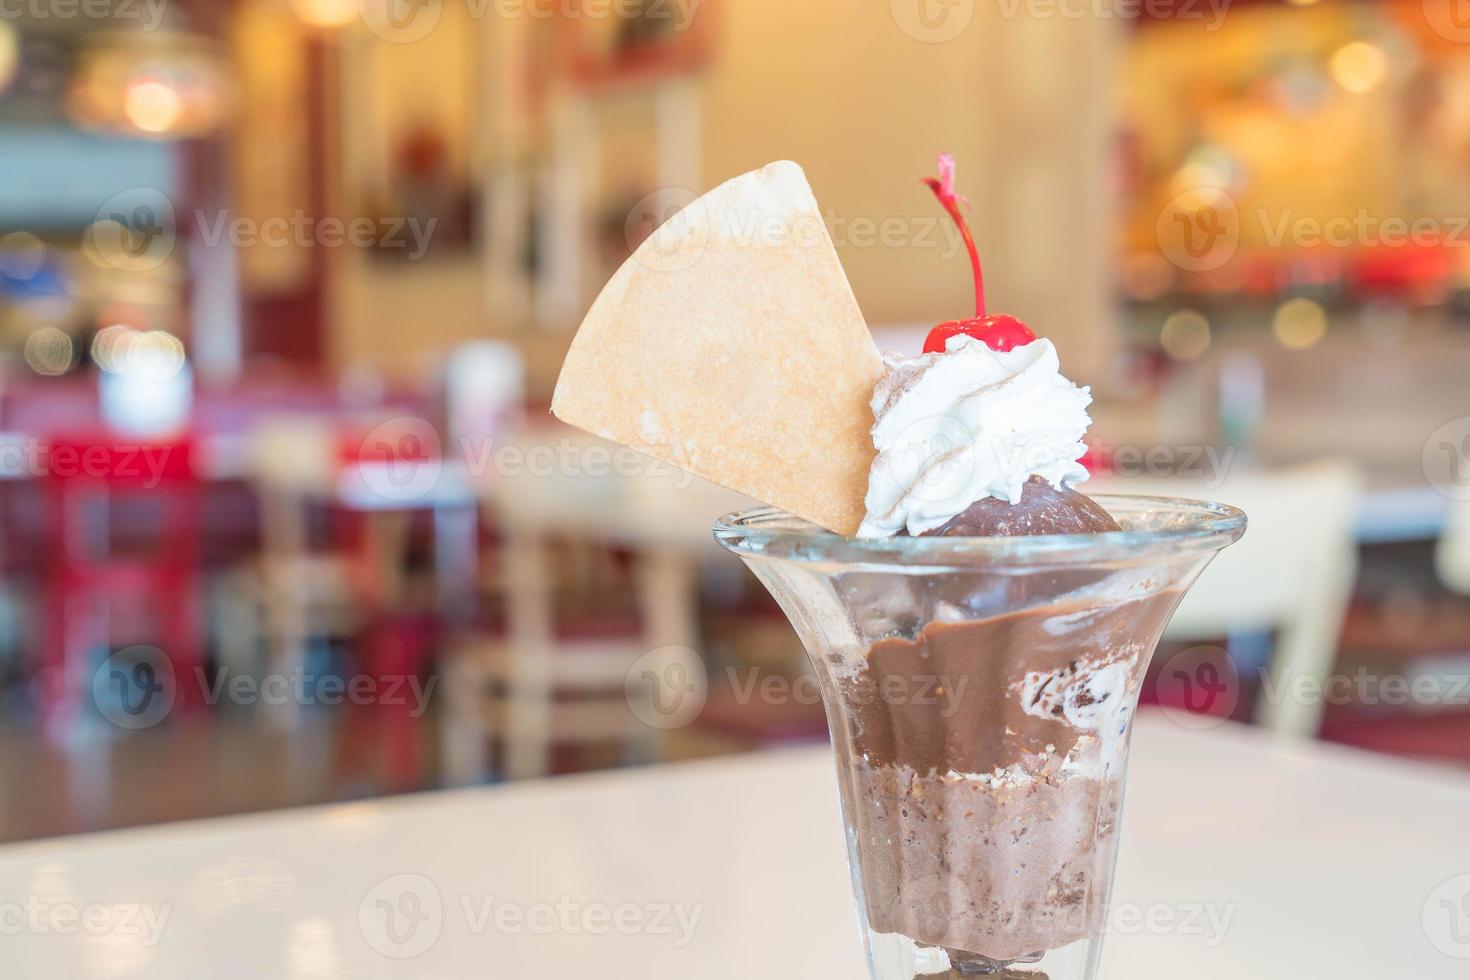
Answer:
40 434 203 738
331 422 450 788
1320 711 1470 768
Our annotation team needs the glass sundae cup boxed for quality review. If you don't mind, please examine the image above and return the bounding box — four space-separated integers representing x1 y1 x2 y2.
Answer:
715 495 1245 980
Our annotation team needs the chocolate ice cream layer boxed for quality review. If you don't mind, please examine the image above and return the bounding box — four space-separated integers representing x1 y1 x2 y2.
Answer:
832 590 1180 963
842 592 1178 775
852 763 1122 963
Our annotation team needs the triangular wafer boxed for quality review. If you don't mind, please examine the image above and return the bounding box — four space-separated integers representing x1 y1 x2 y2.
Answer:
552 161 882 535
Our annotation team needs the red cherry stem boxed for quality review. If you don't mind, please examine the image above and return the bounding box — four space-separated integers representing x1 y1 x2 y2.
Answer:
922 156 985 318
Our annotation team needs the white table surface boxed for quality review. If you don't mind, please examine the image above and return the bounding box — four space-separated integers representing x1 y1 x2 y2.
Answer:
1 714 1466 979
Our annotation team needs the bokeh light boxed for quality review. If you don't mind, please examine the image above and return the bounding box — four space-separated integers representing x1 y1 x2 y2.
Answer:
131 330 187 378
0 232 46 281
23 327 74 376
1330 41 1387 94
1273 297 1329 349
91 324 136 373
1160 310 1212 361
291 0 360 28
100 328 187 378
124 75 185 134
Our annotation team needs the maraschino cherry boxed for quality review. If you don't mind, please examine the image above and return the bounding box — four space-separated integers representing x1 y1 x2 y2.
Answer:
921 154 1037 354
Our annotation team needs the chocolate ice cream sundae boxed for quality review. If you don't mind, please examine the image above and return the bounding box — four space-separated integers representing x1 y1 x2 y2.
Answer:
818 157 1168 974
834 178 1143 964
553 153 1245 980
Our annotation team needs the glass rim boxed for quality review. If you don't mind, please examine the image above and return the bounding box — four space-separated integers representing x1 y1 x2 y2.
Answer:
713 494 1247 569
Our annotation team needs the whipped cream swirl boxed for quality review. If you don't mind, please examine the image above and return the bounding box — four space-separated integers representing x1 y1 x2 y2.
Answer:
858 336 1094 538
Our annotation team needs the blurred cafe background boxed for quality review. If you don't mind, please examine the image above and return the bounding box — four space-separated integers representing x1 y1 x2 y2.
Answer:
0 0 1468 841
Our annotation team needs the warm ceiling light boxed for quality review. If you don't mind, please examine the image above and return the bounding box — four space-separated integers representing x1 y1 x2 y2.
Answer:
1330 41 1387 94
1273 298 1328 349
124 76 185 134
1160 310 1212 361
68 33 232 139
291 0 359 28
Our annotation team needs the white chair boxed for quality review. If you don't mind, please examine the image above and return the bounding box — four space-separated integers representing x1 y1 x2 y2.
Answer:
440 460 659 784
1435 500 1470 596
212 418 361 730
441 429 748 783
1092 460 1363 738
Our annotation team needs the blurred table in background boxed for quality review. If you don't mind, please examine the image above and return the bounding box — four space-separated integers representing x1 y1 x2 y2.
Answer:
0 715 1463 979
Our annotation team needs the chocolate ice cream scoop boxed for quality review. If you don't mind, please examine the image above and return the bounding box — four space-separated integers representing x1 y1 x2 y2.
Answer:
915 476 1120 538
